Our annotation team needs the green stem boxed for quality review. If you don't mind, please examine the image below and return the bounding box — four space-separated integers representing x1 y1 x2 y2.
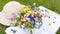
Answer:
30 29 32 34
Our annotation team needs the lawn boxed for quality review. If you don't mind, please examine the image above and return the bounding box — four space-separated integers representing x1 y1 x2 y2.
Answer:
0 0 60 34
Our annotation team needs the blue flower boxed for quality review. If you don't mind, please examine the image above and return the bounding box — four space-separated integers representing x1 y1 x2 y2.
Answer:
28 14 31 18
38 15 42 18
29 17 35 25
20 13 25 16
20 24 26 29
28 14 35 25
35 23 42 29
23 25 26 29
11 29 17 33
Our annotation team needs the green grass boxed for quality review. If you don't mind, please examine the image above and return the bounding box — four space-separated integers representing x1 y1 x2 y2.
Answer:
0 0 60 34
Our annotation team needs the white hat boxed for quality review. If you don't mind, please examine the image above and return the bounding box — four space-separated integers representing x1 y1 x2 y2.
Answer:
0 1 24 26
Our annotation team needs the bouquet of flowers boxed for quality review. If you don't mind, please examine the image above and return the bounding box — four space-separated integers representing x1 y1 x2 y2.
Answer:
9 5 43 34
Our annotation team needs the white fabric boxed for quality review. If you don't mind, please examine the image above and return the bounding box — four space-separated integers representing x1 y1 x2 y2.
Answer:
5 6 60 34
5 27 30 34
32 6 60 34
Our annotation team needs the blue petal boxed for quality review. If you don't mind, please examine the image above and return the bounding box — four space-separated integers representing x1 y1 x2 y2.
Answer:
30 18 35 25
20 24 26 29
36 23 41 29
11 29 17 33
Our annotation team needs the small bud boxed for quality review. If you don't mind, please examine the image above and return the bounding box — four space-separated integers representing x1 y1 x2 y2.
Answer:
33 3 36 6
